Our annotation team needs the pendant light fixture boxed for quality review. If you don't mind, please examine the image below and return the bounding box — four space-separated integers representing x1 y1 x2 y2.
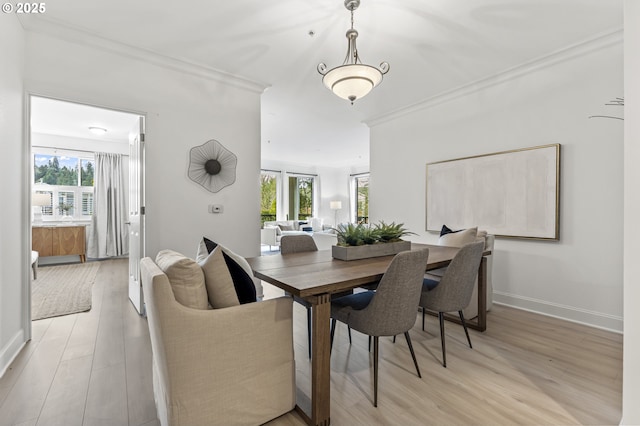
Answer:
317 0 389 104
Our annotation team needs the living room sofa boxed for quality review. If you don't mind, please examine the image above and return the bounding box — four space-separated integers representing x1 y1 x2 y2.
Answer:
261 219 336 249
140 255 295 425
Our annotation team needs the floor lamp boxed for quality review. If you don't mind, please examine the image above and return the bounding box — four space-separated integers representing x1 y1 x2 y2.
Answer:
330 201 342 227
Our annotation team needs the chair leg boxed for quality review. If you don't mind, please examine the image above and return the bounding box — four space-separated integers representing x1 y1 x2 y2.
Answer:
373 336 379 407
422 307 425 331
348 326 352 344
368 335 371 352
307 307 312 359
330 318 337 354
438 312 447 368
459 310 473 349
404 331 421 378
392 335 396 343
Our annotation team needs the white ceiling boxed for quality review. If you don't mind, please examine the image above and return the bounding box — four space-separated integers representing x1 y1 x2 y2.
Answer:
31 96 141 143
20 0 623 168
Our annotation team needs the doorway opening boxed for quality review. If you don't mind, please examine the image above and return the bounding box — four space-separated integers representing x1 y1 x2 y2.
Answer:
28 95 145 322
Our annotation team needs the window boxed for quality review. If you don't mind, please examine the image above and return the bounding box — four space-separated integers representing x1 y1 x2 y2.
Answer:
58 191 75 216
33 151 95 220
81 159 94 186
354 174 369 224
82 192 94 216
288 175 314 221
260 171 278 224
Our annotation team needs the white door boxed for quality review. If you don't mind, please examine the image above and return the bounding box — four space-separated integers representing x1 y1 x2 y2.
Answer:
128 117 145 314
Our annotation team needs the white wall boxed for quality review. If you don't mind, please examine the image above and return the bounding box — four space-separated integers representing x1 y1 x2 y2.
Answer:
317 166 351 227
25 31 263 260
369 38 623 331
0 16 27 376
623 0 640 422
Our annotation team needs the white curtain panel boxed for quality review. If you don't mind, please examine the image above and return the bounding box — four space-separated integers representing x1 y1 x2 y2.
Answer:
87 153 129 258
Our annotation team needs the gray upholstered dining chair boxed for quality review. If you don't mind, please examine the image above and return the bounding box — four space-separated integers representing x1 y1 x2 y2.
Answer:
280 234 352 358
280 234 318 255
420 241 484 368
330 249 430 407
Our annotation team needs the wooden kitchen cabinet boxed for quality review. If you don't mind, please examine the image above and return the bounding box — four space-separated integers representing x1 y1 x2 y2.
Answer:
32 225 86 262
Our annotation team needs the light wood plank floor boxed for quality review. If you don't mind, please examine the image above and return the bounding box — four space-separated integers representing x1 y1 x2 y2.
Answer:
0 259 622 425
0 259 157 426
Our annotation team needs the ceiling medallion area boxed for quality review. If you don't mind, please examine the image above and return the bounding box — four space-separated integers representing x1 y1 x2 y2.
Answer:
317 0 390 105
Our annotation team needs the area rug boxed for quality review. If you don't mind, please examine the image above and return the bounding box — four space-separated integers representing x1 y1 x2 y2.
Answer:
31 262 101 320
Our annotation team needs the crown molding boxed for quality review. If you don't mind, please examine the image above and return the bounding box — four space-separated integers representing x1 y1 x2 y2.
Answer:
365 28 623 127
19 16 269 94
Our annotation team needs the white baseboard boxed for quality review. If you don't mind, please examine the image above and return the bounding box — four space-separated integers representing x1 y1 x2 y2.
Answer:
493 291 623 333
0 329 26 379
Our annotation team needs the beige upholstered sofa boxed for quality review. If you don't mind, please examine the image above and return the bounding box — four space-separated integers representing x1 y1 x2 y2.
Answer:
140 256 296 426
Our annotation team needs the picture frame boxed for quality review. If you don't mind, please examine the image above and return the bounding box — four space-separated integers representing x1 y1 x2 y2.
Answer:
426 144 561 240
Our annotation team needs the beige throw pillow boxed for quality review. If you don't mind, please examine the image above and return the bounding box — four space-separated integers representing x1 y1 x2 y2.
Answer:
199 246 240 309
196 237 258 304
155 249 208 310
438 227 478 247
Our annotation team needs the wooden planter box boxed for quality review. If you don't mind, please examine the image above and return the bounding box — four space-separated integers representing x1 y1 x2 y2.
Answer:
331 240 412 261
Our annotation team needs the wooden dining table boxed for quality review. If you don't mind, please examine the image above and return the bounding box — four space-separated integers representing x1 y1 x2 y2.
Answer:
246 243 489 426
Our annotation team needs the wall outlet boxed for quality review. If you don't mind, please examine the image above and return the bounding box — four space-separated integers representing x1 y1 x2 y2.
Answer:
209 204 223 213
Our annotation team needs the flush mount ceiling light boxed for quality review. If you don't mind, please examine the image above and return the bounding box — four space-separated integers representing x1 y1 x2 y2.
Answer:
88 126 107 135
317 0 389 104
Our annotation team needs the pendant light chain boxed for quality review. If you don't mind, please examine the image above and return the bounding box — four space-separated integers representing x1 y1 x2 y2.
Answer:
351 8 358 64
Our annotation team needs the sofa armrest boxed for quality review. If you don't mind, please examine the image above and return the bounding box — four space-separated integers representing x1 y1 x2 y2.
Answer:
261 226 278 246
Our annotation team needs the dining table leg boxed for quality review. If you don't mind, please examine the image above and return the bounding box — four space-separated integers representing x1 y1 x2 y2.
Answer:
310 293 332 426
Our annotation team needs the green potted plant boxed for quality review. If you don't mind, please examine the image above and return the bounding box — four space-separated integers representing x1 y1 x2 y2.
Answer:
332 221 415 261
375 221 415 243
334 223 377 246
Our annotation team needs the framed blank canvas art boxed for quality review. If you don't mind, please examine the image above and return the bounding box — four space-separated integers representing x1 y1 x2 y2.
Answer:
426 144 560 240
